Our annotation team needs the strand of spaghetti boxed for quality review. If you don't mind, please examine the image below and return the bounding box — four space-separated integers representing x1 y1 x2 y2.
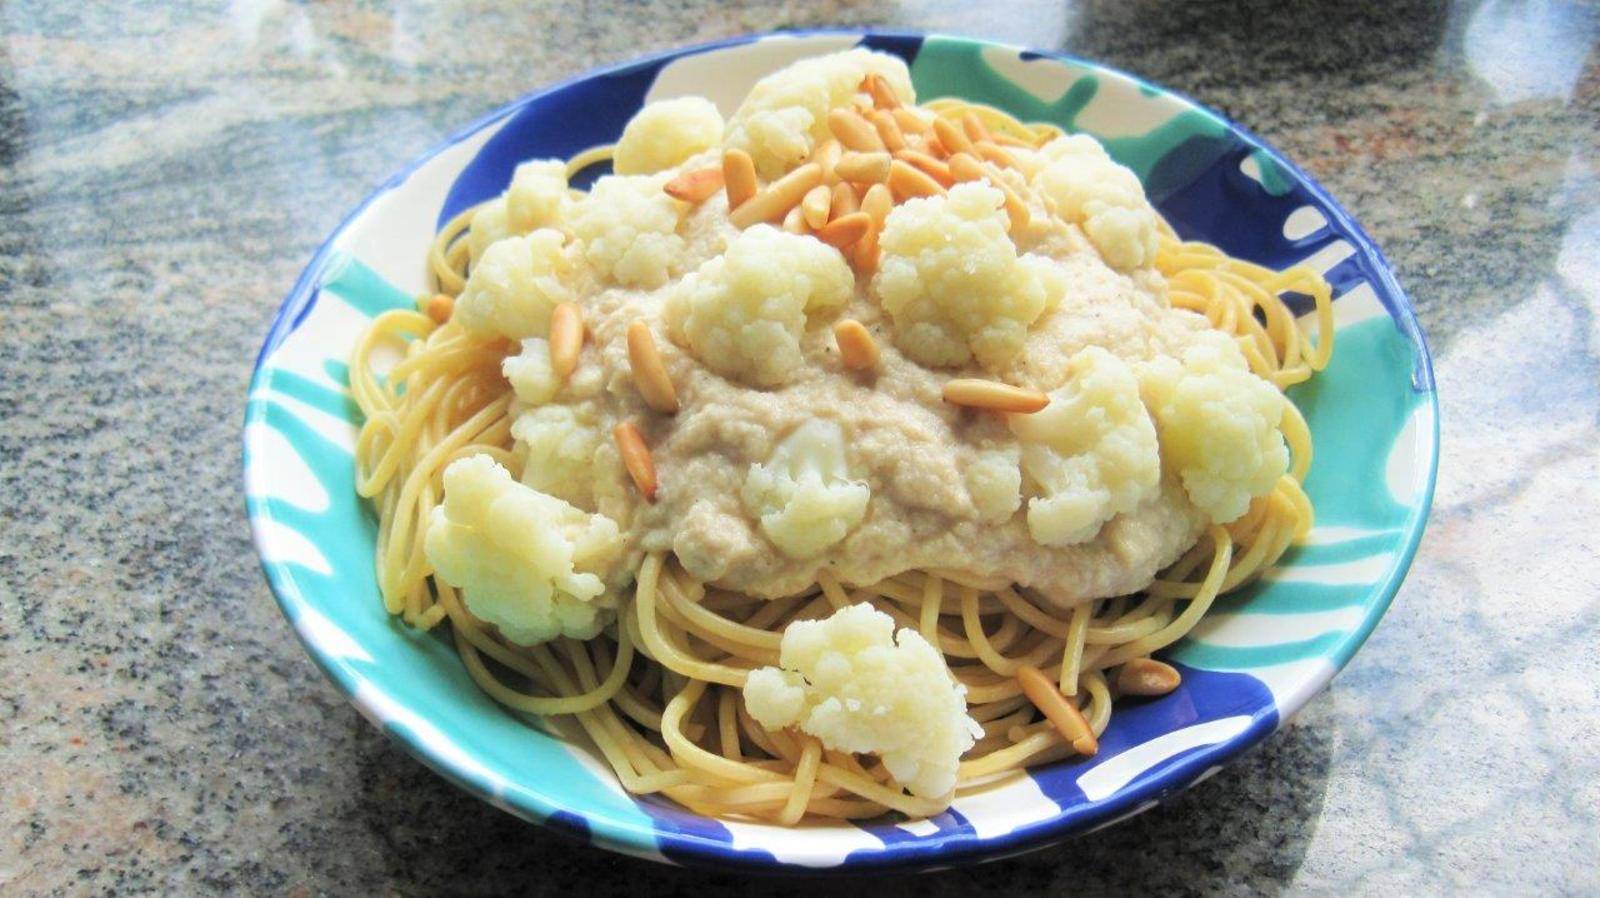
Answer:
779 738 823 825
428 205 477 294
717 688 743 761
813 763 949 818
1097 525 1233 667
918 573 944 643
991 587 1073 638
662 678 784 784
565 144 616 178
632 553 750 687
1058 602 1092 694
658 573 783 651
1281 397 1313 482
1082 669 1113 735
1086 595 1172 645
816 569 854 611
958 730 1060 779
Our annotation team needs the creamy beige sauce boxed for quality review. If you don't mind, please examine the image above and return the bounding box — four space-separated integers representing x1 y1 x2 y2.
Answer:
539 149 1216 608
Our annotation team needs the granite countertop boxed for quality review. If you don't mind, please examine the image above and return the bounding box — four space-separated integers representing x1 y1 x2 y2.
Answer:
2 1 1596 894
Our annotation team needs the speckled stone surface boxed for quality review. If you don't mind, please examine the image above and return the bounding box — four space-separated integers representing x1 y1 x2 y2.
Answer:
2 1 1597 894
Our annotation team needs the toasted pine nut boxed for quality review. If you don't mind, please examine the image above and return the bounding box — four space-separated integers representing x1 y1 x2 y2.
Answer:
947 154 1030 232
860 183 893 226
783 204 807 234
830 182 859 218
613 421 658 501
888 159 945 201
815 212 870 249
729 162 824 229
973 140 1020 169
948 152 985 183
663 166 724 203
832 318 878 370
626 320 678 414
722 148 758 209
867 110 906 153
834 151 892 184
1116 658 1182 696
424 293 454 324
1017 665 1098 756
891 106 932 135
942 378 1050 413
896 149 954 187
853 216 880 272
827 107 884 152
548 301 584 378
801 185 833 229
809 138 842 179
863 73 901 109
961 110 993 144
992 131 1036 148
932 115 974 156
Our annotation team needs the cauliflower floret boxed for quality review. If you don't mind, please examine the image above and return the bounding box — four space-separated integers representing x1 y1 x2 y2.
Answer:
466 160 570 264
511 404 610 511
725 49 914 179
965 447 1022 523
873 183 1067 369
665 224 854 387
613 97 725 175
741 419 869 559
502 337 560 405
1008 346 1161 546
425 455 623 645
742 603 981 800
1030 134 1159 271
568 174 688 289
454 229 575 340
1141 332 1287 523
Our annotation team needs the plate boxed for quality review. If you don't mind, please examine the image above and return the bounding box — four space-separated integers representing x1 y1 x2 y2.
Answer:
244 30 1438 871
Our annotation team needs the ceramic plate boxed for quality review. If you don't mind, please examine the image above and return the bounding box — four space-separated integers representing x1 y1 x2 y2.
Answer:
244 30 1438 871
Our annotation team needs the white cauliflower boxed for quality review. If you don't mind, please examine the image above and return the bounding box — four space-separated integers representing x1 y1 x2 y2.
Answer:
873 183 1067 369
725 48 914 179
568 174 688 289
1008 346 1161 546
613 97 725 175
466 160 570 264
742 603 981 800
1141 332 1288 523
454 229 575 340
741 419 869 559
511 404 611 511
665 224 854 387
425 455 624 645
1030 134 1159 271
502 337 560 405
965 447 1022 523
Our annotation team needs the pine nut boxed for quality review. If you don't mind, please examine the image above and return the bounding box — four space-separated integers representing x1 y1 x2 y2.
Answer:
809 138 842 180
729 162 824 228
932 115 973 155
827 107 884 152
1017 665 1098 756
863 73 901 109
992 131 1036 149
888 159 945 201
973 140 1020 169
830 182 859 218
942 378 1050 413
853 217 880 273
1116 658 1182 696
547 301 584 378
834 151 892 184
946 154 1030 232
783 204 807 234
896 149 954 187
869 110 907 152
722 148 758 209
832 319 878 370
613 421 658 501
424 293 454 324
948 152 985 183
891 106 932 135
626 320 678 414
663 166 724 203
961 110 993 144
815 212 870 249
802 184 833 229
860 183 893 226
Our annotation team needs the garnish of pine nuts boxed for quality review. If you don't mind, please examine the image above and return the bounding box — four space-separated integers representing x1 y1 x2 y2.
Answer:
613 421 658 501
830 182 859 218
626 320 678 414
1017 665 1098 756
547 302 584 379
801 184 833 229
663 166 725 203
729 162 823 228
961 110 993 144
895 149 954 187
932 115 973 155
826 107 885 152
834 151 893 184
815 212 870 249
887 159 945 200
942 379 1050 414
832 319 878 371
863 73 901 109
424 293 454 324
1116 658 1182 696
869 109 907 152
722 148 758 209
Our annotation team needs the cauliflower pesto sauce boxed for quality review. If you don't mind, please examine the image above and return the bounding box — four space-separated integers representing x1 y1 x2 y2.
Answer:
431 48 1292 644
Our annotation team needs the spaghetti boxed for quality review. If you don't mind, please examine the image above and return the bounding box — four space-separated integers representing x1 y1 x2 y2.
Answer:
351 94 1332 824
